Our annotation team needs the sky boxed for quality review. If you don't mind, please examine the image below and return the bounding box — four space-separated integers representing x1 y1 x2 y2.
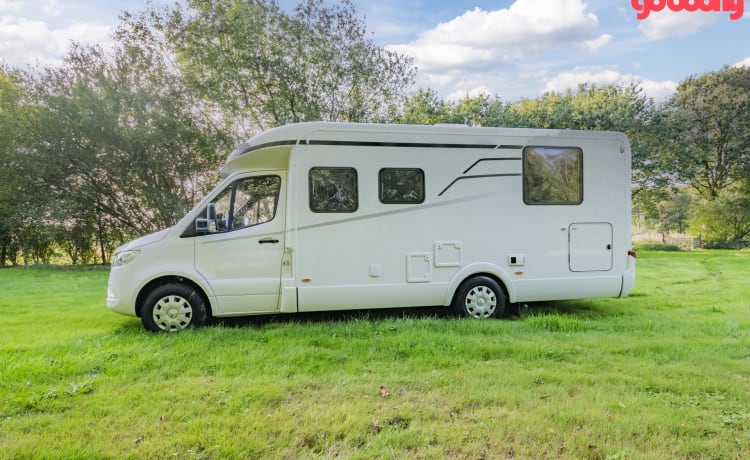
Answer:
1 0 749 103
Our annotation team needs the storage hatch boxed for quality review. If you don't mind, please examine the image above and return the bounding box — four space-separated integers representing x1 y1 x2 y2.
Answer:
569 222 613 272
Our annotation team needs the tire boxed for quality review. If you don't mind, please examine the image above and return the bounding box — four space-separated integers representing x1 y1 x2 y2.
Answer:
140 283 208 332
452 276 507 318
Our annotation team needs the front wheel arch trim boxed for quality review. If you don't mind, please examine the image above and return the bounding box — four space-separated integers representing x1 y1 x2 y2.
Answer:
135 275 213 319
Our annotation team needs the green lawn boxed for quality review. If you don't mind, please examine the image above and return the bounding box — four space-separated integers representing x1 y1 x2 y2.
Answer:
1 252 749 459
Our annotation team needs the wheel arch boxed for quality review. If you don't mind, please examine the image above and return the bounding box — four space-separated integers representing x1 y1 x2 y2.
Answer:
135 275 213 319
443 263 515 306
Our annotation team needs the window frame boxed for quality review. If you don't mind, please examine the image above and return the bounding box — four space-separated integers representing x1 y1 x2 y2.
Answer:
308 166 359 213
184 174 282 238
229 175 282 231
522 146 584 206
378 167 426 204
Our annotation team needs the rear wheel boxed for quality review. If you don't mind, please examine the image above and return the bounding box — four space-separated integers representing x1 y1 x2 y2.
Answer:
453 276 507 318
141 283 207 332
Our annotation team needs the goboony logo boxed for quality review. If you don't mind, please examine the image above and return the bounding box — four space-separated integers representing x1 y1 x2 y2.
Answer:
631 0 744 20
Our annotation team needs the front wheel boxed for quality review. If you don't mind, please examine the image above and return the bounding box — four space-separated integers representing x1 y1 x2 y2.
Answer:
452 276 507 318
141 283 208 332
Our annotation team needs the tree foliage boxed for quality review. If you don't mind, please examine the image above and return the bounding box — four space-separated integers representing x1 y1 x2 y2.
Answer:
28 42 224 259
396 90 508 127
656 189 692 235
154 0 415 140
662 66 750 199
0 65 31 265
2 37 227 264
505 84 651 131
690 190 750 248
397 89 450 125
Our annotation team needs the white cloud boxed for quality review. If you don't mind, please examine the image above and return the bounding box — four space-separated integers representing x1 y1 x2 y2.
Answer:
640 79 679 103
583 34 613 52
43 0 61 17
0 0 23 12
637 11 717 40
387 0 603 73
543 67 677 102
732 56 750 68
543 68 623 92
0 15 112 66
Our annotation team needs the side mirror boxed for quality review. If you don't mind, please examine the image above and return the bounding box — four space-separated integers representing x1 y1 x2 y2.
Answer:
195 203 218 233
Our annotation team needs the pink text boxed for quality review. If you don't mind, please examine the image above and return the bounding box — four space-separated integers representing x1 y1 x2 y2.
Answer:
632 0 744 20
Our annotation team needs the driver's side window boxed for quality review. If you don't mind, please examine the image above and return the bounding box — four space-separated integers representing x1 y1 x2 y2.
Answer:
211 186 233 233
231 176 281 230
206 175 281 233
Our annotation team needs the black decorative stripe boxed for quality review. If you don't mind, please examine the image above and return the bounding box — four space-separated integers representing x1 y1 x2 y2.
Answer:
235 140 299 156
438 174 521 197
462 157 522 174
236 139 520 156
307 140 500 149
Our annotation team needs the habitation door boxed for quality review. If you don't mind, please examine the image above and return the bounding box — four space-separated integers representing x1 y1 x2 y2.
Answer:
194 171 286 314
569 222 613 272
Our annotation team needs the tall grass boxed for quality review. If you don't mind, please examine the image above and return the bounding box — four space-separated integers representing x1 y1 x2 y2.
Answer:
1 252 749 458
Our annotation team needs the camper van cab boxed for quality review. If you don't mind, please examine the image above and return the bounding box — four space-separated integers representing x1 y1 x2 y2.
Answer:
107 122 636 332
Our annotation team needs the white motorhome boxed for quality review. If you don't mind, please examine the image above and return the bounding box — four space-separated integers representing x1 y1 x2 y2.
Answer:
107 122 636 332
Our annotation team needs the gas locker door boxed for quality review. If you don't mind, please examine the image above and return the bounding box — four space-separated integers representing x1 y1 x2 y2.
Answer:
569 222 613 272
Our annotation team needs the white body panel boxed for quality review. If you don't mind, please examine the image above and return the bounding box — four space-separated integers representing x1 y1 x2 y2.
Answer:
107 122 635 319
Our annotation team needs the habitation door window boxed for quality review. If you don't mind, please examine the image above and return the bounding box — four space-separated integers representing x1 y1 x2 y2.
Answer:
379 168 425 204
523 146 583 205
309 167 358 212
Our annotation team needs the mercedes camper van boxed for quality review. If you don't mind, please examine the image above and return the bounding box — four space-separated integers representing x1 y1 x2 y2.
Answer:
106 122 636 331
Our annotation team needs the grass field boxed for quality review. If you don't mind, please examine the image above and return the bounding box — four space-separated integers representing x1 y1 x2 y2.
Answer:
1 251 749 459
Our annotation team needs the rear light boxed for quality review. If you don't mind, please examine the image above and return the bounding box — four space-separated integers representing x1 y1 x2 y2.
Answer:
628 250 637 258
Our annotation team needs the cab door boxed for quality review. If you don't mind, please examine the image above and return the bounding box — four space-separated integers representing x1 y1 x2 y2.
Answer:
194 171 286 314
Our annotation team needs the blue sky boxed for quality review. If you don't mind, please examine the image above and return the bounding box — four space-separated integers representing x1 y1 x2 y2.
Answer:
1 0 748 103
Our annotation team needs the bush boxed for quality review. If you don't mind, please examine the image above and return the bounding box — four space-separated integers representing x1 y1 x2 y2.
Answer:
632 242 682 252
690 192 750 249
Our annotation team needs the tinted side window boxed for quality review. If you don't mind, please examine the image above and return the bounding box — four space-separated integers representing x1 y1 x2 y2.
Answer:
379 168 425 204
202 176 280 233
309 167 358 213
231 176 281 230
523 146 583 205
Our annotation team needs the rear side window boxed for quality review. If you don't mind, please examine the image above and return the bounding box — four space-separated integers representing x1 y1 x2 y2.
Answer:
309 167 358 212
523 146 583 205
379 168 425 204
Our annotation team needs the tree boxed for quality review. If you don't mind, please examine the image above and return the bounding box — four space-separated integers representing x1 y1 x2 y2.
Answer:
0 65 35 265
690 190 750 248
447 93 507 127
663 66 750 199
146 0 416 141
27 40 224 261
396 88 449 125
505 83 652 132
656 189 692 235
395 90 509 127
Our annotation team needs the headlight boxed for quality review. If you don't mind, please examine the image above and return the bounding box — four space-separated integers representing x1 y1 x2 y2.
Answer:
112 250 141 267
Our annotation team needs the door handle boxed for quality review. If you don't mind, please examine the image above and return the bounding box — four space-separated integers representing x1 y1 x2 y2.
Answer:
259 238 279 244
606 244 612 250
